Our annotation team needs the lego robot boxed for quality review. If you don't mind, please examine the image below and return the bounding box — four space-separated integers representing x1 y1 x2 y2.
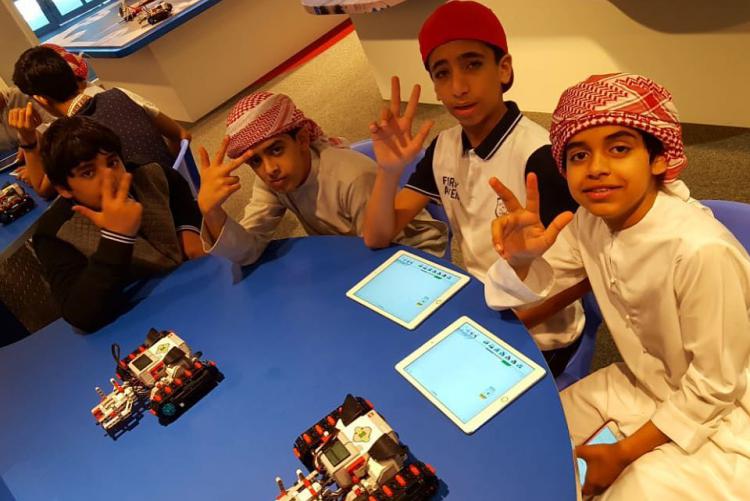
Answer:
118 0 173 25
0 183 34 225
91 329 223 434
274 395 439 500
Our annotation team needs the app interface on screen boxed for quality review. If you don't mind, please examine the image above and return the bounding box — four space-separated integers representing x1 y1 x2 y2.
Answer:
577 427 618 485
354 255 460 323
404 322 533 423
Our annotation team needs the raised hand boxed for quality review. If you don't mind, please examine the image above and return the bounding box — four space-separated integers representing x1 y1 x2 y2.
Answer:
73 170 143 237
368 76 434 174
196 136 248 217
8 102 42 145
489 173 574 270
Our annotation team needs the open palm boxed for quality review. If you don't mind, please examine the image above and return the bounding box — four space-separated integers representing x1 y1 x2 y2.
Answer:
369 76 434 174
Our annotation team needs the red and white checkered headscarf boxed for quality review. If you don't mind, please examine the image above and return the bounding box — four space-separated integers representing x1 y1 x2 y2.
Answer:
225 92 341 159
42 43 88 80
550 73 687 182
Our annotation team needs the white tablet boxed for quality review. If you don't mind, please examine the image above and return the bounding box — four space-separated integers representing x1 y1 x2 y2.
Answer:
346 250 470 330
395 316 546 434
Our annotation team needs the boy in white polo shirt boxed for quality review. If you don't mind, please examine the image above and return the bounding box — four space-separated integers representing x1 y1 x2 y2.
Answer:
362 0 581 375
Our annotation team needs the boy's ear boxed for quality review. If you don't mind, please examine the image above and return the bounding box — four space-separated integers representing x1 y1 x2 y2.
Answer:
498 54 513 88
650 154 668 177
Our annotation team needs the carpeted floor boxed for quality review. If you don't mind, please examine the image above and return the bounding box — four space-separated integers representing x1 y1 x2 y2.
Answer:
165 30 750 371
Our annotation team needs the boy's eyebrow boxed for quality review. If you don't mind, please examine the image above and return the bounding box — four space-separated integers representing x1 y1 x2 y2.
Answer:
430 51 486 72
605 130 640 141
565 141 588 152
262 140 285 154
566 130 641 152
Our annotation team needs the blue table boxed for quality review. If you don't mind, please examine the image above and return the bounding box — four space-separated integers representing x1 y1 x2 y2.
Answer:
0 171 50 260
0 236 576 500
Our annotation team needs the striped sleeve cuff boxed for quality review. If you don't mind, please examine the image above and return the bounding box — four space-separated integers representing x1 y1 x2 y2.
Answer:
100 229 136 245
176 225 201 234
404 184 442 204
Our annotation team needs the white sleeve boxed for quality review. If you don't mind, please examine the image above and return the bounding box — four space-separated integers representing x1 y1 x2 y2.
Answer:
200 181 287 266
485 213 588 309
651 243 750 454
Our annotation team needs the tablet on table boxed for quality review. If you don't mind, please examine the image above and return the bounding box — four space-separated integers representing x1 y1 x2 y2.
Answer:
396 316 546 434
346 250 470 330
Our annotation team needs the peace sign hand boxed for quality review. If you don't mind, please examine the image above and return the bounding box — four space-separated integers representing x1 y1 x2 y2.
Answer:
368 76 434 175
196 136 251 216
490 173 574 270
73 170 143 237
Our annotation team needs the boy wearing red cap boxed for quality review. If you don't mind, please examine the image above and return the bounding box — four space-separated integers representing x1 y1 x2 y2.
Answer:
485 73 750 499
363 0 582 375
197 92 446 266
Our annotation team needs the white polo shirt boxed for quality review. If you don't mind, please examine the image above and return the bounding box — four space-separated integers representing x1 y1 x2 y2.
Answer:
405 102 584 347
405 102 577 282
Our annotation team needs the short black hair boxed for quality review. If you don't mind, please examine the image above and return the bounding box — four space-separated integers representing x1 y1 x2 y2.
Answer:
13 46 78 103
424 42 510 91
41 116 122 188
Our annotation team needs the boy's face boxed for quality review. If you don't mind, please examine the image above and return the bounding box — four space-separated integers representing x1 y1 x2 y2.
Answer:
245 129 312 193
56 151 126 210
564 125 667 230
428 40 511 129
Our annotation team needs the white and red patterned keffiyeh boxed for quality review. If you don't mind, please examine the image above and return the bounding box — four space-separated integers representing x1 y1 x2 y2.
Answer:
550 73 687 182
225 92 341 159
42 43 88 80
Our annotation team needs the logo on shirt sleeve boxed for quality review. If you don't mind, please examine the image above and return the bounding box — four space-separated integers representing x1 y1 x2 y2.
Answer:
442 176 460 200
495 198 509 217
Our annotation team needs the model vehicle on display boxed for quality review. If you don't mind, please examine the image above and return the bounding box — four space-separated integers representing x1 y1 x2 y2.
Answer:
118 0 173 25
91 329 223 435
274 394 439 500
0 183 35 225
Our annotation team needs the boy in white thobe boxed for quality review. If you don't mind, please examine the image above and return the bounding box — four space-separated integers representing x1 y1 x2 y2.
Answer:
484 73 750 500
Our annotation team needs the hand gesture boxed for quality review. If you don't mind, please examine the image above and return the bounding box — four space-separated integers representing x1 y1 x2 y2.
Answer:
489 173 574 269
196 137 248 216
8 102 42 145
73 170 143 237
576 443 629 496
368 76 434 174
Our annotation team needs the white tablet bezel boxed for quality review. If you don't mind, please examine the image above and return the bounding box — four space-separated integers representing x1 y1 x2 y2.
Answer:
395 316 547 434
346 250 470 330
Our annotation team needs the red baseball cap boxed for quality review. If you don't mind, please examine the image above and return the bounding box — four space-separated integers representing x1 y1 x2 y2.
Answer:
418 1 513 91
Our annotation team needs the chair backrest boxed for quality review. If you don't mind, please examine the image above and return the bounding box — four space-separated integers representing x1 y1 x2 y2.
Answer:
702 199 750 252
172 139 200 196
350 139 452 258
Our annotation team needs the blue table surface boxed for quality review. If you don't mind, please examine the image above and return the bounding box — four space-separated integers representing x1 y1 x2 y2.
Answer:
45 0 223 58
0 236 576 501
0 171 50 257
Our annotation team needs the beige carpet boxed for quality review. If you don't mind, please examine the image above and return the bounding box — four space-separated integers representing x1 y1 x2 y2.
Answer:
187 30 750 371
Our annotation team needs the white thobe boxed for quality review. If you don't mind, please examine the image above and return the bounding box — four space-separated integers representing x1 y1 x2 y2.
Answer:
485 187 750 500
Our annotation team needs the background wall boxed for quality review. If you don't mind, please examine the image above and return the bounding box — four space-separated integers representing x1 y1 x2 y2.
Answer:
352 0 750 127
0 0 38 85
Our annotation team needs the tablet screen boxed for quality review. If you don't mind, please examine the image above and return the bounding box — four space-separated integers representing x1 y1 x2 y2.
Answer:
351 253 462 325
402 321 534 424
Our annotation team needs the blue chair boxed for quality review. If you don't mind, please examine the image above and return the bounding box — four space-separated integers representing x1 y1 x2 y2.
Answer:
172 139 201 197
350 139 452 259
555 293 602 391
555 199 750 391
702 200 750 251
